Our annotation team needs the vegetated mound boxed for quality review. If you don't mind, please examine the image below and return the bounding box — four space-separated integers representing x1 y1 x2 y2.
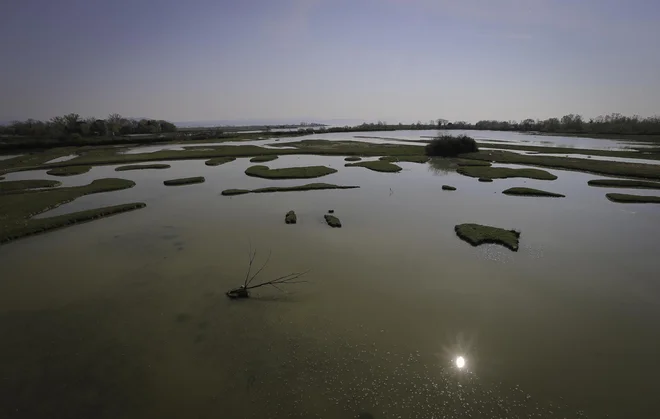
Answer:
245 165 337 179
46 166 92 176
588 179 660 189
425 135 478 157
115 164 171 171
345 161 402 173
163 176 205 186
605 193 660 204
457 166 557 181
454 223 520 251
221 183 359 196
502 187 565 197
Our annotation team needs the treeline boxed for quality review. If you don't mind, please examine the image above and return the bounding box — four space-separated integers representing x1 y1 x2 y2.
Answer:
471 114 660 135
0 113 177 141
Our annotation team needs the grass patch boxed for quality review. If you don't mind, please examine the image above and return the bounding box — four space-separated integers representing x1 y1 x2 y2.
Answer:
379 155 429 163
205 157 236 166
502 187 565 197
249 155 278 163
245 165 337 179
457 165 557 180
344 156 362 162
460 150 660 180
425 135 478 157
163 176 205 186
324 214 342 228
0 179 61 194
270 140 424 156
46 165 92 176
285 210 297 224
587 179 660 189
455 223 520 251
442 185 457 191
452 158 491 167
0 178 138 243
115 164 171 171
481 142 660 161
221 183 359 196
605 193 660 204
345 160 402 173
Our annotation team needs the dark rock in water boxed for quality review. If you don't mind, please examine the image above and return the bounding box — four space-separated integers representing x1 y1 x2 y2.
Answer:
324 214 341 228
328 209 335 213
285 210 297 224
442 185 456 191
478 177 493 182
226 286 250 299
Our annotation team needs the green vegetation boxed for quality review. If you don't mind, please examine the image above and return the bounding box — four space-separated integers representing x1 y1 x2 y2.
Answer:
285 210 297 224
460 150 660 180
46 165 92 176
452 158 491 167
344 156 362 161
249 155 278 163
0 179 61 193
480 142 660 161
221 183 359 196
454 223 521 251
245 165 337 179
115 164 171 171
0 148 79 173
163 176 205 186
324 214 342 228
457 165 558 180
425 135 478 157
205 157 236 166
442 185 457 191
605 193 660 204
478 178 493 182
587 179 660 189
379 155 429 163
502 187 565 197
345 160 402 173
0 178 139 243
271 139 424 156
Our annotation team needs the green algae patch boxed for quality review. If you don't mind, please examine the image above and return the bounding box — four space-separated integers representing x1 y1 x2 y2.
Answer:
442 185 457 191
115 164 171 171
205 157 236 166
588 179 660 189
285 210 297 224
324 214 342 228
345 161 402 173
502 187 565 198
0 179 61 194
245 165 337 179
605 193 660 204
163 176 205 186
455 223 520 251
457 166 557 181
221 183 359 196
249 155 279 163
0 178 139 244
46 166 92 176
344 156 362 162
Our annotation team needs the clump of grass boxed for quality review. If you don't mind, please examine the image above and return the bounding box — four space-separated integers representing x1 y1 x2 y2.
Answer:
425 135 478 157
605 193 660 203
221 183 359 196
0 178 139 243
205 157 236 166
245 165 337 179
250 155 279 163
221 189 250 196
285 210 297 224
379 156 429 163
115 164 171 171
455 223 520 251
345 161 402 173
457 166 557 180
163 176 205 186
344 156 362 162
442 185 457 191
502 187 565 197
324 214 342 228
46 165 92 176
588 179 660 189
0 179 61 194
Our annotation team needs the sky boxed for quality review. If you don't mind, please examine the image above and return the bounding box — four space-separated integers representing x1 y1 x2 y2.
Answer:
1 0 659 124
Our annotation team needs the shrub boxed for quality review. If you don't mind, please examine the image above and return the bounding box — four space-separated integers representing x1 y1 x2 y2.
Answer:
425 135 478 157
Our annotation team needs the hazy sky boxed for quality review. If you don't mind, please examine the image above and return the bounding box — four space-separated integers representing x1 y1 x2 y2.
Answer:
1 0 659 123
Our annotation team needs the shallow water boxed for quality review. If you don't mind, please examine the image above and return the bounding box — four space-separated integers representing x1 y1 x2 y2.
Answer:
1 155 660 419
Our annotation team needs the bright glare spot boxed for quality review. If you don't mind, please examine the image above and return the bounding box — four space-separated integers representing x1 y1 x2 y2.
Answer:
455 356 466 369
